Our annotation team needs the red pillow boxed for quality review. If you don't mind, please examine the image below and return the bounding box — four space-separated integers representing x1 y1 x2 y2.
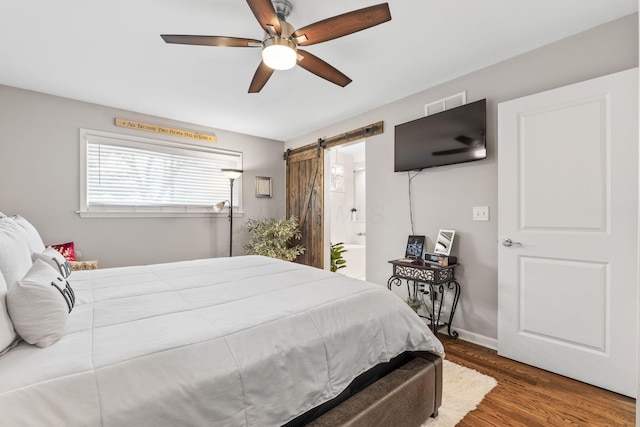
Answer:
51 242 76 261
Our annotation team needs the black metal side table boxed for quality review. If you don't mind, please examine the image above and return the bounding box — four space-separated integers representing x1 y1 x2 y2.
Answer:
387 259 461 338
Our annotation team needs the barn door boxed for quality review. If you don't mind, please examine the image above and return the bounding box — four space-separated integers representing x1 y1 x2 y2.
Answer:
285 122 384 269
286 147 324 268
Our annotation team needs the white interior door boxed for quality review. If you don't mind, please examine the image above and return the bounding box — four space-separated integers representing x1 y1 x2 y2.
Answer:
497 68 638 397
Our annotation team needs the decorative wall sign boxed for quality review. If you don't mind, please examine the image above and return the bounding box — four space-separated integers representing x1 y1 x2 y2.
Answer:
115 118 217 143
255 176 272 198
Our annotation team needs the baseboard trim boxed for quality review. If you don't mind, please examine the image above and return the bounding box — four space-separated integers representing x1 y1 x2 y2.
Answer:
439 328 497 351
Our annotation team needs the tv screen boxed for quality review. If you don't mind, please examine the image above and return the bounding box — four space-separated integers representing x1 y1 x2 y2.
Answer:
394 99 487 172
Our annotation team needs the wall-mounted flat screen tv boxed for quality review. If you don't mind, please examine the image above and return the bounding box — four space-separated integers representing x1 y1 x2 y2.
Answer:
394 99 487 172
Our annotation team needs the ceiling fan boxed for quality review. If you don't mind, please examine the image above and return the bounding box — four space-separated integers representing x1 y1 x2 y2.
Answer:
161 0 391 93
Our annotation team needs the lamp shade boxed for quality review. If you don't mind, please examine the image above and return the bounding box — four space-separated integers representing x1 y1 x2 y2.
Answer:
221 168 243 180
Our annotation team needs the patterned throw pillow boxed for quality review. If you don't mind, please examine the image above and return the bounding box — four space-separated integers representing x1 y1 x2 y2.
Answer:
7 259 75 347
33 247 72 279
51 242 76 261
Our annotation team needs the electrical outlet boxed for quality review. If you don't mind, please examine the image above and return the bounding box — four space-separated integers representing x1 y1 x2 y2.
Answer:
473 206 489 221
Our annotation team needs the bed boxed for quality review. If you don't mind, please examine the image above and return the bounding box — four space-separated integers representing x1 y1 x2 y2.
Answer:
0 219 444 426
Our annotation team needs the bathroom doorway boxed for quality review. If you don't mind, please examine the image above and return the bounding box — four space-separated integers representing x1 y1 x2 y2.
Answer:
327 141 366 280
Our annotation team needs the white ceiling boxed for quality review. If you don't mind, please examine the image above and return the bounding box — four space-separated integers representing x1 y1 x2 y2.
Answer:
0 1 636 141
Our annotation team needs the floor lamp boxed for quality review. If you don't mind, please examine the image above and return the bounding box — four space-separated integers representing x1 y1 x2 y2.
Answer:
221 168 243 257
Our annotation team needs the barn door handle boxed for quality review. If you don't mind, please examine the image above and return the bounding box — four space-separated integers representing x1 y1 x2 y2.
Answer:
501 238 522 247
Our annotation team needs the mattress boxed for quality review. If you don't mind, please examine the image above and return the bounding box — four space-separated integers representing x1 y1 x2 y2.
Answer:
0 255 444 426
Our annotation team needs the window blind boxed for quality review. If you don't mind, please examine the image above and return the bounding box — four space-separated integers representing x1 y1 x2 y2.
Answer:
82 131 241 213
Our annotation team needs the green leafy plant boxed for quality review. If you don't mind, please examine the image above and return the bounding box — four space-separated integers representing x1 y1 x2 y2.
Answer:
244 216 305 261
330 242 348 272
406 296 422 313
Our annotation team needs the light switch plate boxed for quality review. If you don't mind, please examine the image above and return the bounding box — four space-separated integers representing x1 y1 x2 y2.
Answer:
473 206 489 221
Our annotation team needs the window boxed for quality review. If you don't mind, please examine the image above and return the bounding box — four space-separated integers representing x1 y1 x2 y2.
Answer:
79 129 242 217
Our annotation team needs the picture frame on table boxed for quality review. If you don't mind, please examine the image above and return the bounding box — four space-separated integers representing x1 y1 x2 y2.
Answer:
405 235 426 259
433 229 455 256
255 176 272 198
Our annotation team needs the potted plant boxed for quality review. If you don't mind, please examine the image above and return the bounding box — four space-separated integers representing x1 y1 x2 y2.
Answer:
406 296 422 313
244 216 305 261
330 242 347 272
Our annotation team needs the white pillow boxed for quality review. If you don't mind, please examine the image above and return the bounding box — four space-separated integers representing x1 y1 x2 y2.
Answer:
7 259 76 348
11 215 46 254
0 272 17 355
33 247 72 279
0 217 32 353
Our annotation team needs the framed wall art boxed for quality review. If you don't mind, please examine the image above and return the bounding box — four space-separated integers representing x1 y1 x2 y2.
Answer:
255 176 272 198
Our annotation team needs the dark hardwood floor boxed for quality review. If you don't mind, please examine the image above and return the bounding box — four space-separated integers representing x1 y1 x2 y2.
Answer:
439 336 636 426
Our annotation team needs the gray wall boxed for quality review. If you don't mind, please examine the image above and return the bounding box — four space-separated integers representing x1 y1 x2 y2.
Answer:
285 14 638 343
0 86 286 268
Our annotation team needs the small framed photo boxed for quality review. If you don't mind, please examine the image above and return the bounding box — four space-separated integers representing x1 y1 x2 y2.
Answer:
255 176 272 198
405 235 425 259
434 229 455 256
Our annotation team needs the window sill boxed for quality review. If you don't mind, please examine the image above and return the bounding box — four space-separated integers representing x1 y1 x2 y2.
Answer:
77 210 245 219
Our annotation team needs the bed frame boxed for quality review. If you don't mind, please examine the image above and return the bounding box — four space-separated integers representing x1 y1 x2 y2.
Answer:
285 351 442 427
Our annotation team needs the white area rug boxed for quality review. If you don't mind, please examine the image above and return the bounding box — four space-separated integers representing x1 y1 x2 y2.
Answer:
422 360 498 427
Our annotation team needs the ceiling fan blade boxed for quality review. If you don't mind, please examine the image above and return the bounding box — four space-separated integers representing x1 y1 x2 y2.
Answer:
297 50 352 87
246 0 281 35
248 61 275 93
161 35 262 47
294 3 391 46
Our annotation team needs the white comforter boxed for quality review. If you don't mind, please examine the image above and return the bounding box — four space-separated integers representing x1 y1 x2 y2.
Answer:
0 255 444 426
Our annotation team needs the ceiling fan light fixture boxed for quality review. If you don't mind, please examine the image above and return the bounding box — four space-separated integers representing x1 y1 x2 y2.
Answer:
262 37 297 70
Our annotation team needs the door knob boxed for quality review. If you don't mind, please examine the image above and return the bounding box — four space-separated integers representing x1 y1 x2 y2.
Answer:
501 238 522 247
